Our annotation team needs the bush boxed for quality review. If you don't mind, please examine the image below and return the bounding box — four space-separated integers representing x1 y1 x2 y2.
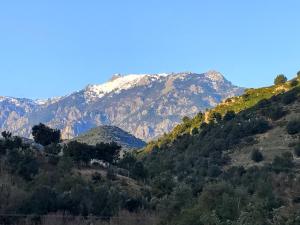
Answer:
290 79 299 87
106 168 117 180
251 149 264 162
274 74 287 85
282 91 297 104
261 106 285 121
223 111 236 121
272 152 294 173
294 143 300 157
286 120 300 135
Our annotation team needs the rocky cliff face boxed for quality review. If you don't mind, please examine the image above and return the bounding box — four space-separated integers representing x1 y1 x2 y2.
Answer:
0 71 244 141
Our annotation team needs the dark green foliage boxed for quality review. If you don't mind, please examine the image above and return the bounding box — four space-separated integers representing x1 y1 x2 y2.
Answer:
32 123 61 146
261 105 285 120
124 198 143 212
1 131 12 139
251 149 264 162
290 79 299 87
7 148 39 180
22 186 58 215
106 168 117 180
223 110 236 121
63 141 121 165
286 120 300 134
91 172 102 183
272 152 294 173
191 127 199 135
282 90 298 104
118 153 147 179
209 112 222 123
274 74 287 85
0 126 152 223
294 142 300 157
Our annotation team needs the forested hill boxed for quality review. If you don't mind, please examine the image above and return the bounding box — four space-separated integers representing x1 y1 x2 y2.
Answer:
140 74 300 224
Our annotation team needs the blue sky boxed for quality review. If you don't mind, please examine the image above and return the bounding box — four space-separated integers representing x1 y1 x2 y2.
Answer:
0 0 299 99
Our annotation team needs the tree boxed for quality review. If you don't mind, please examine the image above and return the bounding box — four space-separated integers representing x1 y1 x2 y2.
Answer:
63 141 93 166
223 111 236 121
32 123 61 146
209 112 222 124
251 149 264 162
274 74 287 85
297 71 300 79
1 131 12 139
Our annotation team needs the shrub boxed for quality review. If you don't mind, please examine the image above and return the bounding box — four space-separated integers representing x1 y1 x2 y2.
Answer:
251 149 264 162
272 152 294 173
106 168 117 180
282 91 297 104
223 110 236 121
294 143 300 157
286 120 300 135
261 105 285 121
274 74 287 85
290 79 298 87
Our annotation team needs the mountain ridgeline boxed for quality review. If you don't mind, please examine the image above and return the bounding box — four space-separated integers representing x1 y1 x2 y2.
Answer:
0 71 243 141
0 74 300 225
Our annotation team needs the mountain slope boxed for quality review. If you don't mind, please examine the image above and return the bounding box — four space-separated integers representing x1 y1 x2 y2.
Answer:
71 125 146 151
143 77 300 152
0 71 243 140
141 80 300 224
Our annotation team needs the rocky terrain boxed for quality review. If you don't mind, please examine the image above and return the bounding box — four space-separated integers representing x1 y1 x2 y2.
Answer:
0 71 243 141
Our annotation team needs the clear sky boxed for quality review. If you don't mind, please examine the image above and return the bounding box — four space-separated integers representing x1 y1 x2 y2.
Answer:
0 0 299 99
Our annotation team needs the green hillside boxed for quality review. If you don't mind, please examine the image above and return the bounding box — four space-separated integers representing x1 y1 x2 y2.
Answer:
142 75 300 154
139 78 300 224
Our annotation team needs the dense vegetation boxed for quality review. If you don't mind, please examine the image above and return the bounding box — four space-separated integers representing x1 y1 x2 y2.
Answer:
1 74 300 225
139 78 300 225
0 129 155 225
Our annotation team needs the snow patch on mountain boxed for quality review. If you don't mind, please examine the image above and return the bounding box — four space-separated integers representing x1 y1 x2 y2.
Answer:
84 73 170 102
35 96 63 106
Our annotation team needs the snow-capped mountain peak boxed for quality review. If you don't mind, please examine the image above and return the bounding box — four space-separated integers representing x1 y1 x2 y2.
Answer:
84 73 169 102
0 70 244 141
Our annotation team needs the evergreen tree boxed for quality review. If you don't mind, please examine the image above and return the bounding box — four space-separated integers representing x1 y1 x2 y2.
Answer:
32 123 61 146
274 74 287 85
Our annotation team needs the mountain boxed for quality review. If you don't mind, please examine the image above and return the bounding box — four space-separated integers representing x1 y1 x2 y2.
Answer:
70 125 146 151
0 75 299 225
143 76 299 151
0 71 243 141
141 78 300 224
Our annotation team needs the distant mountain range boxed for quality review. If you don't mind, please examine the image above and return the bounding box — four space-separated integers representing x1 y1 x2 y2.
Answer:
0 71 243 140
